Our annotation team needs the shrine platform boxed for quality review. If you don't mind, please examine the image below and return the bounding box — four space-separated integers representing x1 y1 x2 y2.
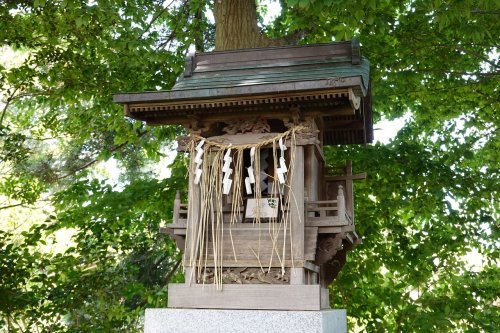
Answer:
168 283 330 311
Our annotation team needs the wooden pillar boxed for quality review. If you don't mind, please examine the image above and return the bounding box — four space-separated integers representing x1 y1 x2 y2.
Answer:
290 146 305 284
184 156 201 285
304 145 319 202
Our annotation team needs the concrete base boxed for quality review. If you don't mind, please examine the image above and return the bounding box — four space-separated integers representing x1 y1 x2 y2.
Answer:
145 308 347 333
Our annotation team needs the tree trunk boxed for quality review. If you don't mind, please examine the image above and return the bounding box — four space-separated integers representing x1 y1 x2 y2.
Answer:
214 0 284 51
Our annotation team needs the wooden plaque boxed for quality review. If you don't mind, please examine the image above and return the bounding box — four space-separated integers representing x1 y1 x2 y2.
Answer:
244 197 280 221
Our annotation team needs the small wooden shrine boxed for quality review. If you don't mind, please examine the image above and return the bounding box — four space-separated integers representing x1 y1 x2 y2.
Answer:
114 41 372 311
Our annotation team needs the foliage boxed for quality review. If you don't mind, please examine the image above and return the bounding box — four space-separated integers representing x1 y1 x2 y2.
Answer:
325 126 499 331
271 1 499 330
1 156 187 332
1 0 499 332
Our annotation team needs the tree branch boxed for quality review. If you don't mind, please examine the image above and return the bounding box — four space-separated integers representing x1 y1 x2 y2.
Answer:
193 2 205 52
0 88 19 127
155 0 190 50
140 0 176 39
400 69 499 77
456 47 500 70
471 9 500 15
156 32 177 50
0 202 25 210
0 197 51 211
378 80 492 98
162 256 182 284
432 44 500 70
55 130 149 181
55 142 127 181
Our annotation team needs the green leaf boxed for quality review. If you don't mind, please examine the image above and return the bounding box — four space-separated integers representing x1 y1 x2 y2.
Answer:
354 9 365 20
75 17 83 28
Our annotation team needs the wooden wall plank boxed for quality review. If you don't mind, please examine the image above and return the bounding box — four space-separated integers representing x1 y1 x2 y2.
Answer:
168 284 323 310
304 227 318 261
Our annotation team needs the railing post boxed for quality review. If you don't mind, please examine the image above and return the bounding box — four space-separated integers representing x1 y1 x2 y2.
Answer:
337 185 345 220
173 190 181 224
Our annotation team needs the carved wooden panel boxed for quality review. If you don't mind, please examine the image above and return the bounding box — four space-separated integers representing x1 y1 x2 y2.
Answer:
223 117 271 134
200 267 290 284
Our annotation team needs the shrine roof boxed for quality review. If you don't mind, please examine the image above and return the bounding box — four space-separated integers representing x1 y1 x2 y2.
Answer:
113 41 369 104
172 51 369 96
113 41 373 145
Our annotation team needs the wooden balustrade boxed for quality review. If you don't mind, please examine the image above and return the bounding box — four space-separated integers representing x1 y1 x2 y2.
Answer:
169 185 352 230
305 185 352 227
171 191 188 226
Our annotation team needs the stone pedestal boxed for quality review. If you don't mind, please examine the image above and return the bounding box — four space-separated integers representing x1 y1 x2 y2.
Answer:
144 308 346 333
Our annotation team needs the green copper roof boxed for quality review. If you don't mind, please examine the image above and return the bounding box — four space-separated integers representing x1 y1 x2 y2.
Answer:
172 56 370 94
114 41 370 104
113 41 373 145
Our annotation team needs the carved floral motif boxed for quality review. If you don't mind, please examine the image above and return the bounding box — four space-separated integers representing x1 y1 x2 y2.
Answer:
200 267 290 284
223 118 271 134
286 118 320 144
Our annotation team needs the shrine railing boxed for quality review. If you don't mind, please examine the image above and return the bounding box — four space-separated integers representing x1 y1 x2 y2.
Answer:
169 191 188 229
168 185 352 230
305 185 352 227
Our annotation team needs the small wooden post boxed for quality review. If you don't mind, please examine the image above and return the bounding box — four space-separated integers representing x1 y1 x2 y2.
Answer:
344 161 354 222
337 185 345 220
173 190 181 224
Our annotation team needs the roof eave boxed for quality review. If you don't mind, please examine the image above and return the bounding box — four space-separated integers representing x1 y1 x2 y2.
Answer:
113 76 366 105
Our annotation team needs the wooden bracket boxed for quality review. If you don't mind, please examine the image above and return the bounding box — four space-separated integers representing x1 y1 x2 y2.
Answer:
348 88 361 110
